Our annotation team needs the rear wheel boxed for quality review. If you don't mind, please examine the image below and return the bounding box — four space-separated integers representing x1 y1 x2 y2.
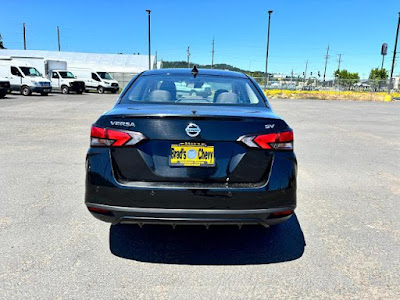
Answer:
0 90 6 99
98 86 104 94
41 92 49 96
61 86 69 94
111 90 117 94
77 90 83 94
21 86 32 96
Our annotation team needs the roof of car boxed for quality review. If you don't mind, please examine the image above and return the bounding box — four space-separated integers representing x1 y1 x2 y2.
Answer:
141 68 248 78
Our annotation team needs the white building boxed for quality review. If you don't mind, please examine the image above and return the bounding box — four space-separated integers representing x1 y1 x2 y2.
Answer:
0 49 160 88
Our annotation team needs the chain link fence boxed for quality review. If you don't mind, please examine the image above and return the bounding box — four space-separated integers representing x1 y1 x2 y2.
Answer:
252 76 400 92
108 72 138 90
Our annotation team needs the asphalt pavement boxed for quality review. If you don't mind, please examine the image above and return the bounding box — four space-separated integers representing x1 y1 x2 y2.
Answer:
0 93 399 299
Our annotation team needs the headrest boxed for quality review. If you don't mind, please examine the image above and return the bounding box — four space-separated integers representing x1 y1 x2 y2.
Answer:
213 89 229 102
159 81 176 100
148 90 171 102
215 92 238 104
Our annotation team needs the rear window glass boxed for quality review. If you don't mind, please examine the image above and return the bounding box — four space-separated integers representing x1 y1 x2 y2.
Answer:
120 74 264 106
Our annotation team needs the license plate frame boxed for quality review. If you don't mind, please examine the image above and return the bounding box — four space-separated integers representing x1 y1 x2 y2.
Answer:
169 143 215 167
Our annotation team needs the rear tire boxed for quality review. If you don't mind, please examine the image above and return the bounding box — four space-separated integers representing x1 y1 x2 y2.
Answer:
61 86 69 94
0 90 6 99
41 92 49 96
21 86 32 96
98 86 104 94
76 90 83 94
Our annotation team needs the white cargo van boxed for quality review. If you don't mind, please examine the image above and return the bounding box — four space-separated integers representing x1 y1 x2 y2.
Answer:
21 58 85 94
68 68 119 93
43 60 85 94
0 59 52 96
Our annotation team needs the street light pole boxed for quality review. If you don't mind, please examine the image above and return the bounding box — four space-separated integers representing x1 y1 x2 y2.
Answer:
57 26 61 51
264 10 273 90
389 12 400 94
146 10 151 70
23 23 26 50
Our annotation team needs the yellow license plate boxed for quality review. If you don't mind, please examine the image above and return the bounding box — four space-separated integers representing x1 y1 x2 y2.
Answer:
170 143 215 167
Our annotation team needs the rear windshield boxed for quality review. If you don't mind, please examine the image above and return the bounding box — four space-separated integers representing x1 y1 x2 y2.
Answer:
120 74 265 106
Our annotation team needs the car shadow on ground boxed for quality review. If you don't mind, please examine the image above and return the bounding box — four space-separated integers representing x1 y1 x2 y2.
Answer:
109 214 306 265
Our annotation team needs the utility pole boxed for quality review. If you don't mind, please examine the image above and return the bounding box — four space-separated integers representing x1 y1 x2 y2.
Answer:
337 54 343 91
146 10 151 70
323 44 330 82
57 26 61 51
303 60 308 83
264 10 273 90
23 23 26 50
211 37 215 69
187 46 190 68
389 12 400 94
337 54 342 72
291 69 294 85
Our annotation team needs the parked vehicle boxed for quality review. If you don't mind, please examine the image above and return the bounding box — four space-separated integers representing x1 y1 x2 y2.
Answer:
25 58 85 94
49 69 85 94
0 78 10 99
68 68 119 93
0 59 52 96
85 68 297 228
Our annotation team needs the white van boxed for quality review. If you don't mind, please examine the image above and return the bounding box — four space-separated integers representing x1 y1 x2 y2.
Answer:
0 59 52 96
68 68 119 94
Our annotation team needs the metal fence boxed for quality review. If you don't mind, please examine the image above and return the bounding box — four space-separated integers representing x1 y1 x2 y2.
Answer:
109 72 138 90
252 77 400 93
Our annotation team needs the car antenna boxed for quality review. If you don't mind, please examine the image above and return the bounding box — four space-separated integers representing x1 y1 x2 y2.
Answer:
191 65 199 77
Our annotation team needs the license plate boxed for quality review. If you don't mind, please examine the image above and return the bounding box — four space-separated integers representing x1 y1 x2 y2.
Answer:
170 143 215 167
43 89 50 92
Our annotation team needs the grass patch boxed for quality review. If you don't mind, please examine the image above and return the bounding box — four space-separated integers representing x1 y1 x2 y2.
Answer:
264 90 400 102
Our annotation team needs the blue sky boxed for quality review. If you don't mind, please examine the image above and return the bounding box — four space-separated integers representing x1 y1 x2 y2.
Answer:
1 0 399 78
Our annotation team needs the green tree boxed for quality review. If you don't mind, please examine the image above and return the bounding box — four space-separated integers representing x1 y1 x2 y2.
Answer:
0 33 6 49
368 68 388 91
368 68 388 80
334 69 360 87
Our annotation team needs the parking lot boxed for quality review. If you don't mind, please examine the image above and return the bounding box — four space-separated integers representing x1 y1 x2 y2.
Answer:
0 93 399 299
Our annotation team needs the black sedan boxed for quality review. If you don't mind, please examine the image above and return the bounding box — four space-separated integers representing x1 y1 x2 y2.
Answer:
85 68 297 228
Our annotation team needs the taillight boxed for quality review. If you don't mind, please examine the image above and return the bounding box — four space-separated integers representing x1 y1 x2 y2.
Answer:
88 206 112 215
270 210 294 218
237 130 293 150
90 125 147 147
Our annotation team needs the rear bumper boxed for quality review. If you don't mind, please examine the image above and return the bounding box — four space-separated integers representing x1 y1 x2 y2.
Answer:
86 204 294 226
85 148 297 225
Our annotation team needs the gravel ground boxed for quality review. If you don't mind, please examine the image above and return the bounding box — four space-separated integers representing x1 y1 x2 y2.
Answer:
0 93 399 299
